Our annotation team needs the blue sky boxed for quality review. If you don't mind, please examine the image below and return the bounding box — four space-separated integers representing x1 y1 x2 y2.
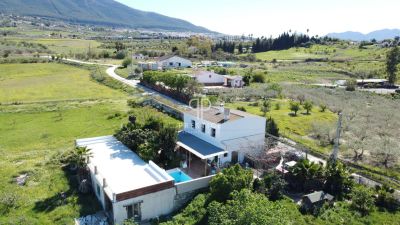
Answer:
116 0 400 36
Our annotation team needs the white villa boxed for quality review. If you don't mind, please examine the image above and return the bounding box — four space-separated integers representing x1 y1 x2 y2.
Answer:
190 70 244 88
177 105 266 177
157 55 192 69
75 106 265 224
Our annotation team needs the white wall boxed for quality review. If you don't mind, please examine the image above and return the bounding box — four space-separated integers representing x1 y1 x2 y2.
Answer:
89 167 107 210
175 175 215 194
112 188 176 224
195 71 224 84
183 113 266 163
159 56 192 69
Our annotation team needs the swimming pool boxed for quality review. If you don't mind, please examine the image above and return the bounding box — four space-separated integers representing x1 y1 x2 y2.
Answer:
168 169 192 183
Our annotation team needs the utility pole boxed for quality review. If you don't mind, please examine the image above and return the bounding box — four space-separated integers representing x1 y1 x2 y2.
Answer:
330 112 343 162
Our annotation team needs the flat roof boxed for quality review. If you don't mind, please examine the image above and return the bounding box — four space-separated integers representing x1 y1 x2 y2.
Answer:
177 131 226 159
76 136 173 197
184 107 262 124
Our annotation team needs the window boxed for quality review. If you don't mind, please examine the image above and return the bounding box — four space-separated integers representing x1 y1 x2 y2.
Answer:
191 120 196 129
169 62 173 66
127 203 141 221
223 153 228 157
211 128 216 137
201 124 206 133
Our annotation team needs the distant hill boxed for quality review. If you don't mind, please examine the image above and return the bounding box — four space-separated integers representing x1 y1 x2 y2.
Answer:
327 29 400 41
0 0 213 33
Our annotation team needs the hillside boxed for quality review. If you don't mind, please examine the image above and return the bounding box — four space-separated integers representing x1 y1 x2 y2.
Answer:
0 0 212 33
327 29 400 41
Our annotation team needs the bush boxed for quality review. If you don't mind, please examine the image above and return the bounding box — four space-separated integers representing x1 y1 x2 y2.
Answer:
236 106 246 112
345 79 357 91
209 164 253 202
0 192 19 215
115 50 127 59
122 57 132 68
252 72 266 83
351 186 374 216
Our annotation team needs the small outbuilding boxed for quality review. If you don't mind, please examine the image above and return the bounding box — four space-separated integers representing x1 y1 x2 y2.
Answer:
301 191 334 211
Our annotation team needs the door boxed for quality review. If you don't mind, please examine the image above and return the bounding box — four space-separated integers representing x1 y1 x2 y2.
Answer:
231 151 238 164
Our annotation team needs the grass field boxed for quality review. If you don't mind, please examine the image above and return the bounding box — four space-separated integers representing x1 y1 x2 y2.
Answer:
255 44 387 62
3 37 103 55
226 99 338 154
0 63 125 103
0 62 180 224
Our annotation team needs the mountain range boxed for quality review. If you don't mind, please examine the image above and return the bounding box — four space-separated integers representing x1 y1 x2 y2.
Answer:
0 0 212 33
326 29 400 41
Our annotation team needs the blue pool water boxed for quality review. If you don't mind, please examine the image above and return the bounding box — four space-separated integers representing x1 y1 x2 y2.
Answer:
168 170 192 183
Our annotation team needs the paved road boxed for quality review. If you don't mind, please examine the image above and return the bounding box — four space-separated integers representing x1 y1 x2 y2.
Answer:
55 58 188 109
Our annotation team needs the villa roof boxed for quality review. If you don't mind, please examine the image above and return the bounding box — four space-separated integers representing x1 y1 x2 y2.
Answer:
177 131 226 159
76 136 174 200
184 107 260 124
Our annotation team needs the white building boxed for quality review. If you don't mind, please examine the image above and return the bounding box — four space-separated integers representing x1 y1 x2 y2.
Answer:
190 70 244 88
177 105 266 173
157 55 192 69
138 62 159 71
223 75 244 88
76 136 213 224
191 70 224 86
133 54 147 60
76 136 175 224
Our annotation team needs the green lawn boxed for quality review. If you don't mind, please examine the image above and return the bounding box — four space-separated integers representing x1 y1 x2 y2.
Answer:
0 63 125 103
226 99 338 154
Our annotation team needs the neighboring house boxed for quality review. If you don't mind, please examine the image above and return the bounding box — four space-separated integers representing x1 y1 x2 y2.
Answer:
177 105 266 177
76 136 213 224
301 191 334 211
133 54 147 60
191 70 225 86
138 62 159 71
189 70 244 88
224 75 244 88
157 55 192 69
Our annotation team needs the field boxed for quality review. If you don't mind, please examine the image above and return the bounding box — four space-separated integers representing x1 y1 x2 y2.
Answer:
255 44 387 62
226 99 338 154
0 63 125 103
0 62 179 224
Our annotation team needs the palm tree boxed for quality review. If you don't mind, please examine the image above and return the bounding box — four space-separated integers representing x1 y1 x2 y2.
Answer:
67 146 92 182
289 159 324 191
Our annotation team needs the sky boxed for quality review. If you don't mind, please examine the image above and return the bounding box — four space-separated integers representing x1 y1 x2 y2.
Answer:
115 0 400 37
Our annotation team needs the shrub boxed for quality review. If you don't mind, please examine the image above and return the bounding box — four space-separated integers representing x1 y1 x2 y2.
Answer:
345 79 357 91
0 192 19 214
122 57 132 68
236 106 246 112
115 50 126 59
209 164 253 202
252 72 266 83
350 186 374 216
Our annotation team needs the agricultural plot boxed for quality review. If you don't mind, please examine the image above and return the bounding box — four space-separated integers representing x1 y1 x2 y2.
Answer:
0 63 125 103
226 99 338 154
